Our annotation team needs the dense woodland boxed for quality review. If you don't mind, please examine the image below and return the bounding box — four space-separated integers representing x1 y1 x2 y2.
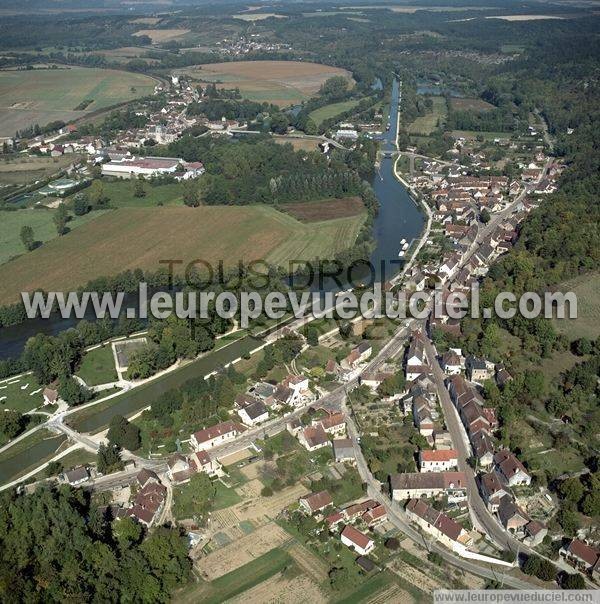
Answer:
0 486 190 602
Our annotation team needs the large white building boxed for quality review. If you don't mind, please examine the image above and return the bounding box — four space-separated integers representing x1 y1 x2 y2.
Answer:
190 420 244 451
101 155 204 180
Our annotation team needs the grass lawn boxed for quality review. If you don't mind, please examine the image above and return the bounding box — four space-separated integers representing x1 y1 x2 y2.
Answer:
78 180 184 208
309 99 361 127
0 67 155 138
408 96 447 135
0 373 45 413
0 208 106 265
176 548 295 603
213 481 243 510
0 205 365 305
552 270 600 340
76 345 118 386
522 446 584 477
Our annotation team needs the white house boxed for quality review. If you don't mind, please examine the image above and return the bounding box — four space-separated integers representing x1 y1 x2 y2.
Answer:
419 449 459 473
237 400 269 426
390 472 467 501
493 450 532 487
340 525 375 556
190 420 244 451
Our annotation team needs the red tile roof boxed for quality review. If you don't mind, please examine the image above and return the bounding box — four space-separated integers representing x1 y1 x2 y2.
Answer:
192 420 243 444
341 525 372 550
300 490 332 512
420 449 458 462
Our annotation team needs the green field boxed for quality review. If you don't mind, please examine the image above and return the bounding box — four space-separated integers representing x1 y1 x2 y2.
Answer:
0 66 156 137
0 208 107 265
0 204 365 305
309 99 361 126
408 96 447 135
552 271 600 340
73 180 184 208
0 373 45 413
76 345 118 386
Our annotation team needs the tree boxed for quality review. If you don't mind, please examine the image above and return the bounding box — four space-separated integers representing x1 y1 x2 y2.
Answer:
20 225 35 251
182 179 201 207
44 460 63 477
58 375 92 406
97 442 123 474
581 491 600 517
133 178 146 198
0 410 26 440
73 193 90 216
186 473 216 519
88 180 108 207
558 477 584 504
53 203 69 235
480 208 491 224
304 325 319 346
107 415 141 451
328 566 350 591
523 554 541 576
562 573 585 589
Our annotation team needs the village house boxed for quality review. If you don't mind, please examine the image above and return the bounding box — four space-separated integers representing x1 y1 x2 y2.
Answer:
43 385 59 406
126 479 167 528
405 499 473 552
299 490 333 515
63 466 90 486
167 451 222 484
419 449 459 473
342 342 372 370
281 374 311 406
190 420 245 451
236 396 269 427
362 504 387 527
340 525 375 556
466 356 493 383
470 430 495 467
479 472 509 513
390 472 467 501
523 520 548 547
317 411 346 436
497 496 530 536
493 450 532 487
559 539 600 580
298 424 330 452
440 349 463 375
333 438 356 463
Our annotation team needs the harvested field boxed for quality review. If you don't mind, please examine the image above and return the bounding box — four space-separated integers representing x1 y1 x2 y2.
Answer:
388 559 443 594
272 135 322 152
451 97 495 112
133 28 191 42
0 205 365 304
281 197 365 222
196 522 292 580
233 13 287 21
175 60 353 106
486 15 565 21
218 448 254 466
0 153 82 186
130 17 162 25
366 583 417 604
287 542 329 583
228 572 327 604
0 67 155 137
234 482 310 522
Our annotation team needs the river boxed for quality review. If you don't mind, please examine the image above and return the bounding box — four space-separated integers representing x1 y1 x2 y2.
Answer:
0 79 424 360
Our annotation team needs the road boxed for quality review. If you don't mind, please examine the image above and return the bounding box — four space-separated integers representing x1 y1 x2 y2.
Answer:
341 398 537 589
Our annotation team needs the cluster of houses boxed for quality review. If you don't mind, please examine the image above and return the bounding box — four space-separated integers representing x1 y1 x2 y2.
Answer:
287 409 347 452
405 498 473 553
166 450 223 485
298 490 388 557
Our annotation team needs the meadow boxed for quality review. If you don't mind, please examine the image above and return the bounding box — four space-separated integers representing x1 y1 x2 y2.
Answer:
552 271 600 340
0 207 107 265
0 67 156 136
408 96 447 135
0 204 365 304
308 99 361 127
0 154 83 186
75 345 118 386
176 61 353 106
